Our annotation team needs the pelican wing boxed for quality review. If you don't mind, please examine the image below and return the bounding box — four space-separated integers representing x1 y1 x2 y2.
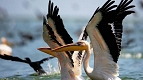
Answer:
41 1 87 77
82 1 135 79
42 0 74 67
0 54 28 63
112 0 135 53
81 0 117 40
46 0 73 44
85 0 118 62
86 0 135 63
97 0 135 62
80 0 117 68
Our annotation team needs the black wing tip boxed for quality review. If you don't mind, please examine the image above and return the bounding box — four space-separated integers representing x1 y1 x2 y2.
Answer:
101 0 116 9
47 0 59 19
112 0 135 62
117 0 135 10
44 57 54 61
46 0 73 44
116 0 135 20
43 16 47 25
39 57 54 64
89 0 116 22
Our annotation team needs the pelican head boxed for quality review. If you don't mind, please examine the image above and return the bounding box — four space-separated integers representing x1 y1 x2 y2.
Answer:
1 37 7 44
1 37 13 47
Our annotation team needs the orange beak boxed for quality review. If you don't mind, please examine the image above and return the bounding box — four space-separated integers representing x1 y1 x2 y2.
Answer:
38 47 57 57
51 42 87 52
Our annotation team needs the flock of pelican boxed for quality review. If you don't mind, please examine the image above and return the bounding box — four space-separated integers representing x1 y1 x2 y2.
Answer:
38 0 135 80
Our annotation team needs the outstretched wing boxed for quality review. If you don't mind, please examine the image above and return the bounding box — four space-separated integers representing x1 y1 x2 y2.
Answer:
85 0 135 63
81 0 117 40
74 1 116 72
45 0 73 45
77 0 116 68
42 0 74 67
0 54 28 63
112 0 135 53
83 0 134 78
38 57 54 64
99 0 135 62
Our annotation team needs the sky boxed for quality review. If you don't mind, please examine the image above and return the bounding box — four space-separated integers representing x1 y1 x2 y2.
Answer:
0 0 140 19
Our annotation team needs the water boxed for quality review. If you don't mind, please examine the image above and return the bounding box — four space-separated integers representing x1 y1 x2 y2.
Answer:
0 17 143 80
1 56 143 80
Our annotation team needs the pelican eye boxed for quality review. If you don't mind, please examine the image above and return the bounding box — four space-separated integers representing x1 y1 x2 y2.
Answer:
77 42 84 46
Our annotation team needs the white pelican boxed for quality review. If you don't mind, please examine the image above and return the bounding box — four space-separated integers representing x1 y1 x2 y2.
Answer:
38 0 85 79
38 0 117 80
39 0 135 80
0 37 12 55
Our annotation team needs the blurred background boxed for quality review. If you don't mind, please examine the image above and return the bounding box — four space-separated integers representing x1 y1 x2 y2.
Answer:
0 0 143 80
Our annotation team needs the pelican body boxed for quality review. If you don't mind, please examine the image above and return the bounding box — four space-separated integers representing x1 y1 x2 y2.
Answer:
38 0 135 80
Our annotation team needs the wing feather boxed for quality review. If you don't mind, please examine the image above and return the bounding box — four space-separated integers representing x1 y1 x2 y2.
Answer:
0 54 28 63
90 0 135 62
38 57 54 64
43 0 74 67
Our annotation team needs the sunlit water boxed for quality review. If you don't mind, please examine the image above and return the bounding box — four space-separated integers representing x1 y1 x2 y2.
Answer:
0 18 143 80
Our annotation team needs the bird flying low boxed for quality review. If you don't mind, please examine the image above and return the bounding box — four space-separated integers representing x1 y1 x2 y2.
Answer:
38 0 135 80
0 54 54 75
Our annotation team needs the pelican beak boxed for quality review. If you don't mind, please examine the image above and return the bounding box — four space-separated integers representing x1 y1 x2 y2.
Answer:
52 42 87 52
38 47 57 57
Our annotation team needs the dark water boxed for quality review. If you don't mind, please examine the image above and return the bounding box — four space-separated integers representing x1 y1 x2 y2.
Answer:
0 18 143 80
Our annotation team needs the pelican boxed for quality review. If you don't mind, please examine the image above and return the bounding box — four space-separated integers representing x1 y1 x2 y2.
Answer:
38 0 117 80
0 54 54 75
39 0 135 80
38 0 86 79
0 37 12 56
